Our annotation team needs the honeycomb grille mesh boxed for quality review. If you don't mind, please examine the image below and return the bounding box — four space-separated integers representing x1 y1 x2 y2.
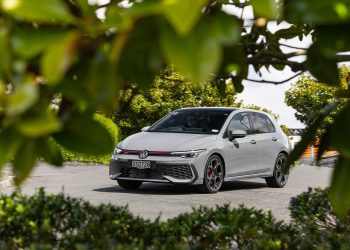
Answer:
163 165 193 179
110 161 194 181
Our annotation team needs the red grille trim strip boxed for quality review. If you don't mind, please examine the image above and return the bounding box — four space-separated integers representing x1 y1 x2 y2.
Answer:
123 149 171 155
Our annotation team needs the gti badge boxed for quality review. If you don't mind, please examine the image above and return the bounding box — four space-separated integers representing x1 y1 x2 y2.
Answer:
139 150 149 159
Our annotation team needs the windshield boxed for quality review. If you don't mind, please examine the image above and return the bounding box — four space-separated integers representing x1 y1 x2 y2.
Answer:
149 109 234 134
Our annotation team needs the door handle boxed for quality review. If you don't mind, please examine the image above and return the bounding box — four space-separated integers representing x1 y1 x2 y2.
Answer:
272 137 277 141
250 140 256 144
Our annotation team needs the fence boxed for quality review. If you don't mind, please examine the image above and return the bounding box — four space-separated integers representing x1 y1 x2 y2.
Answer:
299 145 338 167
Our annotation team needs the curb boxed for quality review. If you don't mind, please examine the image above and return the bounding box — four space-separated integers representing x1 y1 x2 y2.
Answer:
0 176 15 191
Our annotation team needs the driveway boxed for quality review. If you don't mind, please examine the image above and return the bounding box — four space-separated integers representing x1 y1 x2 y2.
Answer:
2 162 333 221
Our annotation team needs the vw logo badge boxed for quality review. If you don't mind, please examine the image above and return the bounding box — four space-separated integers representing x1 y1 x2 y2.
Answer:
139 150 149 159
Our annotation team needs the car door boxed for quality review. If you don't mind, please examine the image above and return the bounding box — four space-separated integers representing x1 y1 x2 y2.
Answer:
223 112 257 177
250 112 280 173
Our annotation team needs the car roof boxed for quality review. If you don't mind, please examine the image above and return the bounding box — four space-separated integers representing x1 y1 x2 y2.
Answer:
177 107 270 114
176 107 278 121
177 107 237 112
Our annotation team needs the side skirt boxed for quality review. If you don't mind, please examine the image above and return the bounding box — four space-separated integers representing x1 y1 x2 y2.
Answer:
224 172 272 182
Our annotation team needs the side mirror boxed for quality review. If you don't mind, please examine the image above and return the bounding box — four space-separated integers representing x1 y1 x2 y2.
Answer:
228 130 247 141
141 126 150 132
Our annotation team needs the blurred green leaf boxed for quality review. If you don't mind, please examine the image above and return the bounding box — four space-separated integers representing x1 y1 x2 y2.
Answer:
13 28 72 59
6 83 39 116
285 0 350 24
86 52 120 110
16 111 62 138
161 19 221 82
161 14 240 82
53 115 114 155
1 0 74 24
40 138 63 167
118 17 163 88
329 157 350 216
316 129 331 163
272 64 286 71
274 26 303 40
103 6 132 31
313 24 350 57
251 0 280 19
331 104 350 158
13 139 38 185
219 45 247 83
306 43 340 86
74 0 91 16
41 31 81 84
209 14 240 46
56 78 90 108
124 0 164 19
233 81 244 93
0 127 22 166
163 0 208 36
0 25 10 79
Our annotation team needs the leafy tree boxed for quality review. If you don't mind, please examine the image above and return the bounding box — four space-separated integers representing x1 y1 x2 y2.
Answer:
114 66 241 138
0 0 350 213
285 65 349 136
114 66 285 139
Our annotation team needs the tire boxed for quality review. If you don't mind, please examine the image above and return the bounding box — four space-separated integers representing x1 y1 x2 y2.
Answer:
117 179 142 190
265 153 289 188
202 155 224 193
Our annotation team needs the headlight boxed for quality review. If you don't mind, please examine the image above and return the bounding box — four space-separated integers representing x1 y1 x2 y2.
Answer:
170 149 206 158
113 147 124 154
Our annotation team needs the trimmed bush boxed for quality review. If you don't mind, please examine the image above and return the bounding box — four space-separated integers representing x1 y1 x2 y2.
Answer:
0 188 349 249
50 113 120 165
289 187 350 249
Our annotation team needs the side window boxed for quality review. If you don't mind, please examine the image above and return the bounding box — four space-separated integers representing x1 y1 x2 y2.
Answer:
251 113 270 133
225 112 252 136
266 117 276 133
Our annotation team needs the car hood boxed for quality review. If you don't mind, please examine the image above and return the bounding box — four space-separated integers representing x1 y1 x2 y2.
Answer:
121 132 218 151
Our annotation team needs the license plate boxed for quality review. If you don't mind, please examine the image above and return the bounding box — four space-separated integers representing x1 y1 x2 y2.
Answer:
132 160 151 169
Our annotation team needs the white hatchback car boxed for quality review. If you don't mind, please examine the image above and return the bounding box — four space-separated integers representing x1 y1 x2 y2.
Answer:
110 107 290 193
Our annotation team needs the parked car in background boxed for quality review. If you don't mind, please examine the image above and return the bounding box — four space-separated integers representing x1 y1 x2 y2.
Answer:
288 128 304 149
110 107 291 193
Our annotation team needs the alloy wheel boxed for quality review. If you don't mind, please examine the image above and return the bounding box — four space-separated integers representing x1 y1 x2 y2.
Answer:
205 155 224 192
274 154 288 186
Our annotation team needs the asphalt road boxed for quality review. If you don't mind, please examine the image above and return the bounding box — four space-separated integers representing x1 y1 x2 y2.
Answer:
2 162 332 221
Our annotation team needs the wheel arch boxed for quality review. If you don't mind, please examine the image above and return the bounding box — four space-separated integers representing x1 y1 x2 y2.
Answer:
210 152 226 178
279 150 289 156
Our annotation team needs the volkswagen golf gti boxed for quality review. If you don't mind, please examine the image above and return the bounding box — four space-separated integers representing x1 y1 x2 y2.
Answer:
110 107 290 193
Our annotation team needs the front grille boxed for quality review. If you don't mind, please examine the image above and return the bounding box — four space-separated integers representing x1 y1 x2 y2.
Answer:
120 167 162 179
110 160 194 181
162 165 193 179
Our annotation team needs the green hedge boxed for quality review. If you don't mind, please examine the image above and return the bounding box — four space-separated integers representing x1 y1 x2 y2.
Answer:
289 187 350 249
0 188 349 249
50 113 120 165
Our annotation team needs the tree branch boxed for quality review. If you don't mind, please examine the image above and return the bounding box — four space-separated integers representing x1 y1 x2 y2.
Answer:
247 57 305 72
336 54 350 62
279 43 309 50
245 71 302 84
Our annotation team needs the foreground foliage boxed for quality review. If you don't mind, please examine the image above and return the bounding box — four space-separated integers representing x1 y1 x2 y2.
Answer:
50 113 120 165
0 188 349 249
0 0 350 213
289 187 350 249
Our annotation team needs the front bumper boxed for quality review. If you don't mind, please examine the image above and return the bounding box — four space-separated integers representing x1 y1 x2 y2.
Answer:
109 158 198 184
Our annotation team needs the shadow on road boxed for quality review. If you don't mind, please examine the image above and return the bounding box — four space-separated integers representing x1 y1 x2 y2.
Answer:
221 180 267 191
93 180 268 195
